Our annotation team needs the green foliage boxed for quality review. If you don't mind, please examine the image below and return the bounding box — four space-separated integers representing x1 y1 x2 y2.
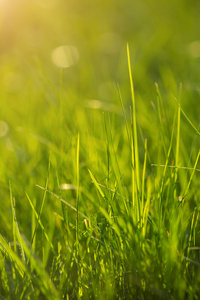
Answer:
1 0 200 299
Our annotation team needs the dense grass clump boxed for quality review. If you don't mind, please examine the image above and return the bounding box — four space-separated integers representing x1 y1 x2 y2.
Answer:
1 0 200 299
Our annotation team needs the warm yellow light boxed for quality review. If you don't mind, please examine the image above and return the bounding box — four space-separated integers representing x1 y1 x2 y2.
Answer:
0 0 8 12
34 0 58 8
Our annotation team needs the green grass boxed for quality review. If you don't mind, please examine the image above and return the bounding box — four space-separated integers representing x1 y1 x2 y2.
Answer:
1 0 200 299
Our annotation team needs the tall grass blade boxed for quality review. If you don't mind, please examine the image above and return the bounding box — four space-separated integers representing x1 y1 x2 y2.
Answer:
9 182 26 263
88 169 105 198
117 83 131 149
174 97 200 136
142 176 151 238
31 152 51 248
141 139 147 217
127 43 140 222
155 83 167 156
9 181 16 255
183 150 200 201
76 134 80 293
0 234 27 278
16 235 59 300
174 84 182 199
76 134 80 236
31 198 36 254
107 113 129 214
25 192 55 255
103 112 110 186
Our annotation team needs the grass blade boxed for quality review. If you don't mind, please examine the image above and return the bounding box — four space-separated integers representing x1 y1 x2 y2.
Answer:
127 43 140 190
88 169 105 198
25 192 55 255
141 139 147 217
36 185 90 221
183 150 200 201
9 182 26 263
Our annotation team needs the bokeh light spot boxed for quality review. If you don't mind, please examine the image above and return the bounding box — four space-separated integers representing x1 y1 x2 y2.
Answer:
0 120 9 137
51 45 79 68
59 184 76 190
86 100 102 109
189 41 200 58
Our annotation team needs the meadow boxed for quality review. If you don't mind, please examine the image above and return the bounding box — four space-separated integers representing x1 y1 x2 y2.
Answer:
0 0 200 299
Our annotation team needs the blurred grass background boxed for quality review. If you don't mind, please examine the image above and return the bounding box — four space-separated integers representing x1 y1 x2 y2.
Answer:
0 0 200 261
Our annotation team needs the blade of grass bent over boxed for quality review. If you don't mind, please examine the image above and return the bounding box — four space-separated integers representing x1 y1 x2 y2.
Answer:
36 185 90 221
25 192 55 255
16 235 59 299
31 152 51 247
151 164 200 173
174 96 200 136
0 234 27 278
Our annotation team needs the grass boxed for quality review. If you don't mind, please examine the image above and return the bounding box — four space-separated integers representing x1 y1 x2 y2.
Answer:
1 0 200 299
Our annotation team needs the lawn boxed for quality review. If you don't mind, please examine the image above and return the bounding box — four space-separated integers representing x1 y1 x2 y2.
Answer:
0 0 200 299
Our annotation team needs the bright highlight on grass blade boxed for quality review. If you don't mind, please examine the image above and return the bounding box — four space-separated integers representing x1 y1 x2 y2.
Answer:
151 164 200 173
51 45 79 68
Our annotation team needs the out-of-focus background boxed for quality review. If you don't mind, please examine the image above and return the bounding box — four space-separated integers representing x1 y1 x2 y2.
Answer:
0 0 200 237
1 0 200 96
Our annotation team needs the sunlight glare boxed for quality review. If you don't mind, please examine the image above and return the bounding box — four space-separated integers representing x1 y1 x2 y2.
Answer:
0 0 9 14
